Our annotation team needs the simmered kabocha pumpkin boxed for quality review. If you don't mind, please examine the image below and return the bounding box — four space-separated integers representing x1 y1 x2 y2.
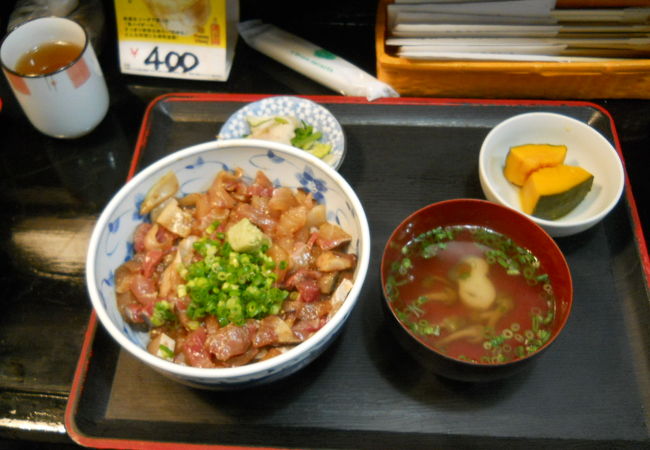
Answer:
520 164 594 220
504 144 567 186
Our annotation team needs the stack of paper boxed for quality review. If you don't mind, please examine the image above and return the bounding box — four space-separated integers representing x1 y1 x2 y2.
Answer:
386 0 650 61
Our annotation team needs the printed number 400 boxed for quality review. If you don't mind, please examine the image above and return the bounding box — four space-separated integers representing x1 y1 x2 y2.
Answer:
144 46 199 73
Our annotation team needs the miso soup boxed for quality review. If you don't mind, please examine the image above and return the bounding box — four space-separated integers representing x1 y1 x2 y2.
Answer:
384 225 556 364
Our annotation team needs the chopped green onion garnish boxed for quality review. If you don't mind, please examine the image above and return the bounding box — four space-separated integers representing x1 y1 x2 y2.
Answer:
159 344 174 359
151 301 176 327
184 236 289 326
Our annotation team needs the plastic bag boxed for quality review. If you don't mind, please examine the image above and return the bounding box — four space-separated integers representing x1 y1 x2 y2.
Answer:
239 20 399 101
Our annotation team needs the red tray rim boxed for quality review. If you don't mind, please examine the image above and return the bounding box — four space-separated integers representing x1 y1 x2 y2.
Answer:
65 93 649 449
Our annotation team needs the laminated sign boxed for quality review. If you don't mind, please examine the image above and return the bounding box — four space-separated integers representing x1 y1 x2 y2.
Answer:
114 0 238 81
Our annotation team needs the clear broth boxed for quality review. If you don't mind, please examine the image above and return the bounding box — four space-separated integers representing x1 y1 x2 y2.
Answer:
14 41 82 76
385 225 556 364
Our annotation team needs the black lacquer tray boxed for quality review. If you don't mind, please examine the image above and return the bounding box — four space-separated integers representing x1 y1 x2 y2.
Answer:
66 94 650 449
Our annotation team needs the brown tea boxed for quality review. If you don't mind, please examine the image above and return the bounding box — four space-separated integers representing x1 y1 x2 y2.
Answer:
14 40 82 76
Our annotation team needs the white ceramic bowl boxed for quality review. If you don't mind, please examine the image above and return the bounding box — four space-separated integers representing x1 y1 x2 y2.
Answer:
217 96 346 170
86 139 370 389
479 112 625 237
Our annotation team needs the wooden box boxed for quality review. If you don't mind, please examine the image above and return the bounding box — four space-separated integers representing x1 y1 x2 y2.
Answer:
375 0 650 98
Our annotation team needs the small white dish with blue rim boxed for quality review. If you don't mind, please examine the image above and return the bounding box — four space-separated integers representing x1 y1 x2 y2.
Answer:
217 96 346 170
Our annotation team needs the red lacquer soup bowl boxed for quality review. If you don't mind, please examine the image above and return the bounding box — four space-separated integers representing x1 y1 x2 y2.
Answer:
380 199 573 382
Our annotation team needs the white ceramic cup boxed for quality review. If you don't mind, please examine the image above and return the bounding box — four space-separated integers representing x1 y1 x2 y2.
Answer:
1 17 109 139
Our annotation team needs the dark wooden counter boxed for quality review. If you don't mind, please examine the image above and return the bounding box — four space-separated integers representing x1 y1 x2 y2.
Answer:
0 1 647 448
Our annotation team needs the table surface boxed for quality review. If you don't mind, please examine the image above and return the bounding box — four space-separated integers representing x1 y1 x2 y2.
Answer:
0 1 648 448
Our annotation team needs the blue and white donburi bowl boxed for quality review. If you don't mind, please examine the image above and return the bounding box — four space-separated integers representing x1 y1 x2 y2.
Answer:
86 139 370 389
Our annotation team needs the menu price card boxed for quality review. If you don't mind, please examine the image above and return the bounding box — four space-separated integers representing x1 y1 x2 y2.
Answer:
114 0 239 81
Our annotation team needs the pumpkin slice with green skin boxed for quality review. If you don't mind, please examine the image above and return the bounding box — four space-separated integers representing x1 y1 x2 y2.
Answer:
520 164 594 220
504 144 568 186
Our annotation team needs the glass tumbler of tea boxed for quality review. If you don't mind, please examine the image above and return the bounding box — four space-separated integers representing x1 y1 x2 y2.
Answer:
1 17 109 139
